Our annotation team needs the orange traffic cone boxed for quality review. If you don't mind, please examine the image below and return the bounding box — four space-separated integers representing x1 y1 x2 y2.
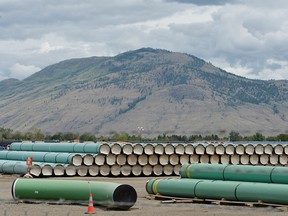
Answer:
85 193 95 214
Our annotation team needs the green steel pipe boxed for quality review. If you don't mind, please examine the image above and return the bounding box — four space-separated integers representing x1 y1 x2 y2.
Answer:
9 142 34 151
235 182 288 205
223 165 272 183
0 160 41 176
9 142 101 154
5 151 46 161
12 178 137 209
33 142 75 152
146 178 288 205
1 151 82 165
0 151 8 159
195 180 240 201
180 163 226 180
180 164 288 184
146 178 202 198
270 167 288 184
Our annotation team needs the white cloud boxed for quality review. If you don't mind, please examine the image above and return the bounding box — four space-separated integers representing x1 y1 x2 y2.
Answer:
39 42 64 54
0 0 288 81
9 63 41 80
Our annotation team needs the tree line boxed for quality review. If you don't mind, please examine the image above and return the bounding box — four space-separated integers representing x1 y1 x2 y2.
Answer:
1 127 288 142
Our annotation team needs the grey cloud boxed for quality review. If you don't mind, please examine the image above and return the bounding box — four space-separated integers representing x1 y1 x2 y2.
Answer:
165 0 237 5
266 63 282 71
0 0 288 81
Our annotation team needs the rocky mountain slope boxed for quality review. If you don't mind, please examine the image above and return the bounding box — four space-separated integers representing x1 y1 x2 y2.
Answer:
1 48 288 137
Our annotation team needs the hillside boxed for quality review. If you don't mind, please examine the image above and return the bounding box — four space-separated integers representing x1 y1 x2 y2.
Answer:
0 48 288 137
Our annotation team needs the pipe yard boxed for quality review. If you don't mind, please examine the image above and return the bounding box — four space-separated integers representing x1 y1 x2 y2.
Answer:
1 141 288 215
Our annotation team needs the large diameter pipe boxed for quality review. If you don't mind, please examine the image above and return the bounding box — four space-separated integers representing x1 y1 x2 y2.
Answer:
154 144 164 155
146 178 288 205
153 164 163 176
98 143 110 155
274 144 284 155
255 144 264 155
189 155 199 164
83 154 95 166
244 144 254 155
180 155 189 165
9 142 102 154
163 164 174 176
110 143 122 155
184 144 194 155
230 155 240 165
65 164 77 176
9 142 33 151
215 144 225 155
195 144 205 155
235 182 288 205
260 154 269 165
210 155 219 164
53 164 65 176
94 154 106 166
12 178 137 210
224 144 235 155
146 178 200 198
121 165 132 176
127 154 137 166
122 144 133 155
131 165 142 176
180 163 225 179
174 144 185 155
264 144 273 155
249 154 259 165
159 154 169 165
235 144 245 155
279 155 288 165
220 155 230 164
111 165 121 177
99 165 110 176
195 180 239 201
144 143 154 155
180 163 288 184
132 143 144 155
164 143 175 155
173 164 181 175
0 160 41 176
116 154 127 166
199 154 209 163
205 144 215 155
77 165 88 177
88 165 99 177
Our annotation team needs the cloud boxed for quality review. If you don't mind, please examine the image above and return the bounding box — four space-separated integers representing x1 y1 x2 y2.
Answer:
9 63 41 80
165 0 232 5
0 0 288 81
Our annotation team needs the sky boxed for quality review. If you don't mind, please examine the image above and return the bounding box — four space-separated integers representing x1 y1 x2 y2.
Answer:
0 0 288 81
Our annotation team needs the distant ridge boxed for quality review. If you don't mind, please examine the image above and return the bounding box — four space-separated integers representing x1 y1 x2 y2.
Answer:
0 48 288 136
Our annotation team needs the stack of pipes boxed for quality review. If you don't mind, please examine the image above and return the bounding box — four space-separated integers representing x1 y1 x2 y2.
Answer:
0 141 288 177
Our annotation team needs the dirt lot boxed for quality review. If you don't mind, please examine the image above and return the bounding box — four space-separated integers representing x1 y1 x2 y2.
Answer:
1 175 288 216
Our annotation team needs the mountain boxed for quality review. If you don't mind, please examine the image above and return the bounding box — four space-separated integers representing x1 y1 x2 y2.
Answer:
1 48 288 137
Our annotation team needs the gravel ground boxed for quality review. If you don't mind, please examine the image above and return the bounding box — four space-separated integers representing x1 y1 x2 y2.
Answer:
1 175 288 216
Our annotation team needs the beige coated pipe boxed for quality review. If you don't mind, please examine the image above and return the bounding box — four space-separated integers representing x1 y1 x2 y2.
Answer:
184 144 194 155
88 165 99 176
230 154 240 165
159 154 169 165
220 154 230 164
190 155 199 164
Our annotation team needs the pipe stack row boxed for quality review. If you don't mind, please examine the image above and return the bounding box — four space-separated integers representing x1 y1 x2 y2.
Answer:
184 142 288 166
1 141 288 177
146 163 288 206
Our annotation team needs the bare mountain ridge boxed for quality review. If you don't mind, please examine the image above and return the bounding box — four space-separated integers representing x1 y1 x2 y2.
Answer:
0 48 288 136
